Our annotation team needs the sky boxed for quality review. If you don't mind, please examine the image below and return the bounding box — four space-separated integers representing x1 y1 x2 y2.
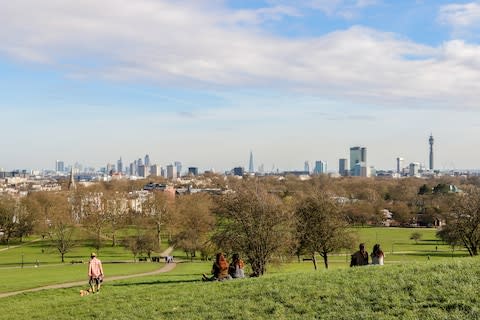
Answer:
1 0 480 173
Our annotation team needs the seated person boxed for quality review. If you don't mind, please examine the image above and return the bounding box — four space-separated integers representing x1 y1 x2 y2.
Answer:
228 253 245 279
203 253 231 281
350 243 369 267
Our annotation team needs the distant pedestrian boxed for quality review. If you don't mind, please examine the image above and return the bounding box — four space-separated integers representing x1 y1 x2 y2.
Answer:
350 243 369 267
88 252 104 293
371 244 384 265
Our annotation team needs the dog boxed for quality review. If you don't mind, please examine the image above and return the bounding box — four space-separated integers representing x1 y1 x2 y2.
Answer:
80 288 93 296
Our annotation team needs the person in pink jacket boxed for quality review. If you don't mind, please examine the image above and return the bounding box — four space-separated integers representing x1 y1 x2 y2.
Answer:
88 252 104 293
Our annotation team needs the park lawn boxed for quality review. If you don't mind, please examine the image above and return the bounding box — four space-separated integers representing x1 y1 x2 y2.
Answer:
353 227 469 255
0 262 163 293
0 237 175 266
1 258 479 319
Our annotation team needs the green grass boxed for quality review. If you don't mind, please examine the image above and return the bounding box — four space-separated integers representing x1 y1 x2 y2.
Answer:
0 262 163 293
1 258 479 319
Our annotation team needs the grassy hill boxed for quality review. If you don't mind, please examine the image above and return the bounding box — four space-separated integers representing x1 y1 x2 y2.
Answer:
2 258 479 319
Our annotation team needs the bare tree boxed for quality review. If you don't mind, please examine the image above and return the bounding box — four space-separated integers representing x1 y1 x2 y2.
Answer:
143 190 172 249
46 193 76 262
171 193 214 259
213 184 296 276
81 191 109 252
104 191 127 247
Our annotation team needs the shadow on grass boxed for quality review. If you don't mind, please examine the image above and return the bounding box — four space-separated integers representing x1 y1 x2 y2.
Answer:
112 278 202 286
401 252 470 258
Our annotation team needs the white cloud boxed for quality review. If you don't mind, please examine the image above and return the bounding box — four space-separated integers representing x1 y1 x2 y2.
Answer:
1 0 480 109
287 0 378 18
439 2 480 27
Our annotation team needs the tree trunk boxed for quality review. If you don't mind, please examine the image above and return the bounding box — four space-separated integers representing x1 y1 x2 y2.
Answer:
61 252 65 263
312 253 317 270
322 252 329 269
112 232 116 247
251 259 266 277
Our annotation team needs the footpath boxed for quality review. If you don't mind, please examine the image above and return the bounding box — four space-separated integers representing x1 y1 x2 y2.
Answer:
0 246 176 299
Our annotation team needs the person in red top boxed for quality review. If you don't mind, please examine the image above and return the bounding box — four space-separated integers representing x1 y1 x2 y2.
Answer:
88 252 104 293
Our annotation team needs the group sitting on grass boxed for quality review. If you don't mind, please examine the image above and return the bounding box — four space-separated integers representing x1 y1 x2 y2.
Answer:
350 243 385 267
202 252 245 281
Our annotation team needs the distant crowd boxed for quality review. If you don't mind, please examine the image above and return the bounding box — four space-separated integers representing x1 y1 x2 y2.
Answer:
350 243 384 266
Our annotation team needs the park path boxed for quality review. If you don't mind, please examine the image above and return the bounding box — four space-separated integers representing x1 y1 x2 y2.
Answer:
0 238 42 252
0 246 177 299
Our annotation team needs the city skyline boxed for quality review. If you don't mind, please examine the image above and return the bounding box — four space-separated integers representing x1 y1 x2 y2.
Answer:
2 1 480 171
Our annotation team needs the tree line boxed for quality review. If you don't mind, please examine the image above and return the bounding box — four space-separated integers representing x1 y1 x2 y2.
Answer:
1 175 480 274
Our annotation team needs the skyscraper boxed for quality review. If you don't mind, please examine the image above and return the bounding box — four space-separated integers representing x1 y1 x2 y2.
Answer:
304 161 310 173
429 134 434 170
144 154 150 168
166 164 177 180
313 161 327 174
55 160 65 173
339 158 348 176
117 157 123 174
174 161 182 177
248 151 254 173
350 146 367 174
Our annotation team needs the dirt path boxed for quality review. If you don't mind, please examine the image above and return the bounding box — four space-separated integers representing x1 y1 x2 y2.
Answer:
0 247 177 299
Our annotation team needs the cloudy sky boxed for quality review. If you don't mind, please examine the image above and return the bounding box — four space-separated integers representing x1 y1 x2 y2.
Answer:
1 0 480 173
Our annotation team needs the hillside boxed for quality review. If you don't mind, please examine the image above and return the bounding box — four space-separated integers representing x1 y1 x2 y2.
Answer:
1 258 479 319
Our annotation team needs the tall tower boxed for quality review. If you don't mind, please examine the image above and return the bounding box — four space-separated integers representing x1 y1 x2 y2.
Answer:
248 151 254 173
68 167 76 191
429 134 434 170
396 157 404 174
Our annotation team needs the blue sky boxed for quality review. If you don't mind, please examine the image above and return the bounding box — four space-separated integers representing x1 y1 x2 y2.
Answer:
1 0 480 172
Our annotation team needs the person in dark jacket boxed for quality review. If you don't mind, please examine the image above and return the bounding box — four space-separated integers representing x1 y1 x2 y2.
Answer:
350 243 369 267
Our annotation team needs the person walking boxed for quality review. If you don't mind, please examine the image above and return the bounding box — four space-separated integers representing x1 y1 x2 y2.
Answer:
350 243 369 267
88 252 104 293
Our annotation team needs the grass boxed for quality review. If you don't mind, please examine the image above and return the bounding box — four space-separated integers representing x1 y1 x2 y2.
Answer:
1 258 479 319
0 262 163 293
0 227 469 293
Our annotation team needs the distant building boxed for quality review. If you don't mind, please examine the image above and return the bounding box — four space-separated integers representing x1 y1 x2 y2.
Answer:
313 161 327 174
166 164 177 180
150 164 161 177
396 157 403 174
350 146 367 176
304 161 310 173
129 162 136 176
117 157 123 174
137 165 147 178
233 167 244 176
174 161 182 177
144 154 150 168
188 167 199 176
55 160 65 173
248 152 254 174
409 162 420 177
339 158 348 176
353 162 369 177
